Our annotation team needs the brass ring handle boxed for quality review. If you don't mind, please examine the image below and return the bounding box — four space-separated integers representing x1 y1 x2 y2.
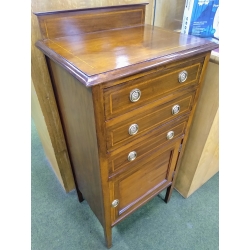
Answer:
130 89 141 102
178 70 188 83
166 131 174 140
172 105 180 115
128 151 137 161
128 124 139 135
111 199 119 207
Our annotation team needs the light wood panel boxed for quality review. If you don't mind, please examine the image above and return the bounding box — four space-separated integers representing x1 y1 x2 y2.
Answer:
187 109 219 196
154 0 185 30
31 0 154 192
174 58 219 198
31 79 64 188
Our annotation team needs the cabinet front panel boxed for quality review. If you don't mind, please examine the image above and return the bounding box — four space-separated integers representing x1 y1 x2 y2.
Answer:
119 151 171 209
106 92 195 151
104 56 204 119
110 138 182 223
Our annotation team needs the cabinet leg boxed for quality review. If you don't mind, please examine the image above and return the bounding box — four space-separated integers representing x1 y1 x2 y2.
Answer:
104 227 112 249
164 185 173 203
76 188 84 203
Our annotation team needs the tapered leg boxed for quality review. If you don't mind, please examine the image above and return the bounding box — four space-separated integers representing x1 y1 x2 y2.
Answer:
104 226 112 248
164 185 173 203
76 188 84 203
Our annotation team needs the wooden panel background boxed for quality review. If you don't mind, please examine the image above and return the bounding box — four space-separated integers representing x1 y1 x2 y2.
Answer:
31 0 155 192
31 79 63 188
154 0 186 30
174 59 219 198
187 109 219 196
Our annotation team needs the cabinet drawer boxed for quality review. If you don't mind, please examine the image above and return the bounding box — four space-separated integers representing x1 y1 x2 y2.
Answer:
106 92 195 151
104 57 204 119
109 138 182 224
108 121 186 176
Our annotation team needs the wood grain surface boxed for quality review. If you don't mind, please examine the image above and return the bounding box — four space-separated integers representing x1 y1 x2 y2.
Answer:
154 0 185 30
110 137 182 225
35 4 146 39
105 92 195 151
47 58 106 227
109 121 186 175
188 109 219 196
103 56 203 119
36 23 218 86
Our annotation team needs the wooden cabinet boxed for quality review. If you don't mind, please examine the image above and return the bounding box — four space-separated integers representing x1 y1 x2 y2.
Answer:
34 3 218 248
31 0 155 193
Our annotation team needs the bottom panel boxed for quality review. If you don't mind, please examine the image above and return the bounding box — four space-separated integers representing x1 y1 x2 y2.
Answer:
110 137 182 224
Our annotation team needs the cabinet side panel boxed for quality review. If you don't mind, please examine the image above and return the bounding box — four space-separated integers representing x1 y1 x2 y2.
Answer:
47 58 105 226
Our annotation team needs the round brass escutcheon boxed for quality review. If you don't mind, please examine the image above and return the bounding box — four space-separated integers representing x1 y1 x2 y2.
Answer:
178 70 188 83
172 104 180 115
111 199 119 208
130 89 141 102
128 124 139 135
128 151 137 161
166 131 174 140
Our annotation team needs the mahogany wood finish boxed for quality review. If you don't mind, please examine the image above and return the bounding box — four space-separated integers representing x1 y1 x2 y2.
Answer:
106 92 195 151
110 137 182 224
35 25 217 86
109 121 187 175
35 4 146 39
103 55 204 119
46 59 105 223
34 3 218 248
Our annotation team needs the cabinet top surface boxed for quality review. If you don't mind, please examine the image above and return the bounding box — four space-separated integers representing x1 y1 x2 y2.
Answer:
35 6 218 87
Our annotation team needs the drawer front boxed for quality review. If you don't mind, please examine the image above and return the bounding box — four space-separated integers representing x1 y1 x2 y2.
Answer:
106 92 195 151
108 120 186 176
109 138 182 224
104 57 204 119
